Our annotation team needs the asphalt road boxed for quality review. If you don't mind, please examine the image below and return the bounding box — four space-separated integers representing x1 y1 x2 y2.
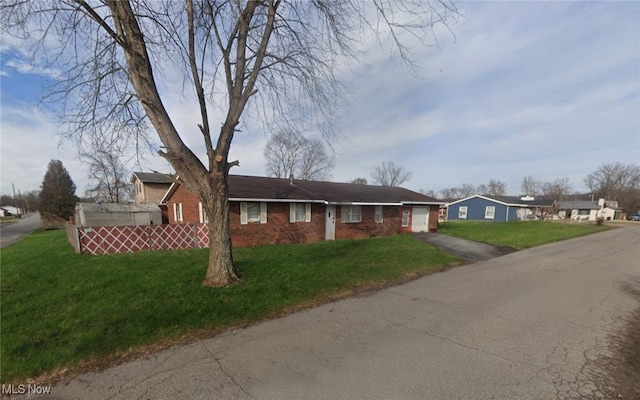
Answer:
0 213 42 248
31 226 640 400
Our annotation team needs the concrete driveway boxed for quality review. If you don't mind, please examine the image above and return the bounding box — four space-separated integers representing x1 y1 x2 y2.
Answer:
30 226 639 400
0 213 42 248
412 232 517 262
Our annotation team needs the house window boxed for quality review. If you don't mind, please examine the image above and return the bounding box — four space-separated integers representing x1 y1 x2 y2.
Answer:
173 203 183 223
579 209 589 216
341 205 362 223
290 203 311 222
240 202 267 224
485 206 495 219
458 206 468 219
374 205 384 223
198 202 209 224
402 210 410 227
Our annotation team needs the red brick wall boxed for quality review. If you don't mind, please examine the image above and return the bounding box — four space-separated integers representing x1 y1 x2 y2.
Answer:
167 185 201 223
429 206 439 232
166 185 439 247
230 202 326 247
336 205 402 239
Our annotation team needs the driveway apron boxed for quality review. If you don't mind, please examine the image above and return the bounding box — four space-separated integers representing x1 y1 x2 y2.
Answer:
412 232 517 262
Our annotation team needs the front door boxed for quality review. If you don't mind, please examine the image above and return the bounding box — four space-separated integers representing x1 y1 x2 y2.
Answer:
325 205 335 240
411 207 429 232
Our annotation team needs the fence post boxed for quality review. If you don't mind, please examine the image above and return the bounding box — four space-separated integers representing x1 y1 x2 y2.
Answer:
76 226 82 254
147 224 152 251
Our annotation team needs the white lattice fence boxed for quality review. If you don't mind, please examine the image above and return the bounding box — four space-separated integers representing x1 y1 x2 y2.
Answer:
73 223 208 255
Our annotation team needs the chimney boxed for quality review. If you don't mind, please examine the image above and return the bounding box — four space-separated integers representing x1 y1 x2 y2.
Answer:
289 173 294 185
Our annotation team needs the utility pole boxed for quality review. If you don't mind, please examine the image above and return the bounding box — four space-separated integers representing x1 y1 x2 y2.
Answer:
12 182 20 216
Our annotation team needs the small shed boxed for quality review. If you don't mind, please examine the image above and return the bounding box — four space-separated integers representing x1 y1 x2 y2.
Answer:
75 202 162 227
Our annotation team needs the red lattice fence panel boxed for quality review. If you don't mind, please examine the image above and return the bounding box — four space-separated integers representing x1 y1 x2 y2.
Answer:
79 225 149 255
197 223 209 248
73 223 209 255
149 224 197 251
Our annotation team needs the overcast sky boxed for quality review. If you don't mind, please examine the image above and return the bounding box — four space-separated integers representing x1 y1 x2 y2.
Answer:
1 1 639 198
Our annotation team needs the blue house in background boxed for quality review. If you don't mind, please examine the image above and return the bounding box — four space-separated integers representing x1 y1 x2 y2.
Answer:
446 195 553 221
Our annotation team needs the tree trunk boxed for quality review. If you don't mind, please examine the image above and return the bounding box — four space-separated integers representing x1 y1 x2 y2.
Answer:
201 172 241 287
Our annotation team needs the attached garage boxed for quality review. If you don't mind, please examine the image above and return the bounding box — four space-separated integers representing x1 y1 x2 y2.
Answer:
411 207 429 232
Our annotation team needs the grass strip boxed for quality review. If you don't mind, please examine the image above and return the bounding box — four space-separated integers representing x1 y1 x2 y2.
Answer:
438 220 611 249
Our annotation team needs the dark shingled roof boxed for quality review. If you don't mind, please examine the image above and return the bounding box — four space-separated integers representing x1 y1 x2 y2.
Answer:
555 200 600 210
165 175 441 204
131 172 175 184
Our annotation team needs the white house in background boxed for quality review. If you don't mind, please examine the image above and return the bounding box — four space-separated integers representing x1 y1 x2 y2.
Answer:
554 199 622 221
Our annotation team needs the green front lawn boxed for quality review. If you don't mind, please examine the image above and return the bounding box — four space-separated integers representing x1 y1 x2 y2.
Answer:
0 230 458 383
438 220 611 249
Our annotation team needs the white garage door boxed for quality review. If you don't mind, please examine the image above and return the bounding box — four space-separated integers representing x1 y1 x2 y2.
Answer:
411 207 429 232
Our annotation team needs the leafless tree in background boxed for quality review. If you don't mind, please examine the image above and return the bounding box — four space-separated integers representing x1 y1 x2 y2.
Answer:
540 178 573 201
2 0 459 286
350 178 368 185
83 148 132 203
477 179 507 197
371 161 413 187
585 162 640 213
521 176 542 197
419 189 437 198
437 183 475 201
264 130 334 181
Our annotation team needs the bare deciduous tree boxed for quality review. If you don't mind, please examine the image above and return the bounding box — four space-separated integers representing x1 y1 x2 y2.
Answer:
477 179 507 197
264 130 334 181
350 178 368 185
83 148 132 203
521 176 542 197
585 162 640 201
3 0 458 286
437 183 475 201
585 162 640 213
419 189 437 198
540 178 573 201
371 161 412 187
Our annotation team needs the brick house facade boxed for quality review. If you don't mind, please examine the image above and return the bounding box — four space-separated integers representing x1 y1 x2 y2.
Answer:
162 175 442 247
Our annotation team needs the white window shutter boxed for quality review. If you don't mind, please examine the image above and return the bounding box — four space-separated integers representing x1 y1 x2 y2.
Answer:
173 203 178 222
240 202 248 225
198 202 203 223
305 203 311 222
290 203 296 223
260 202 267 224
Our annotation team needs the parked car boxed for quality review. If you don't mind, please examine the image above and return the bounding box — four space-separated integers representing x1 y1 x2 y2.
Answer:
626 214 640 221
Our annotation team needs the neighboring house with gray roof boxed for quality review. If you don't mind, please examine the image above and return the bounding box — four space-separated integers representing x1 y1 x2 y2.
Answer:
130 172 175 204
75 202 162 227
554 199 622 221
160 175 444 247
446 194 553 222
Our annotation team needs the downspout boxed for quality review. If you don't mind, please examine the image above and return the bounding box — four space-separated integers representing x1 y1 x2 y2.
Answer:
506 205 509 221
